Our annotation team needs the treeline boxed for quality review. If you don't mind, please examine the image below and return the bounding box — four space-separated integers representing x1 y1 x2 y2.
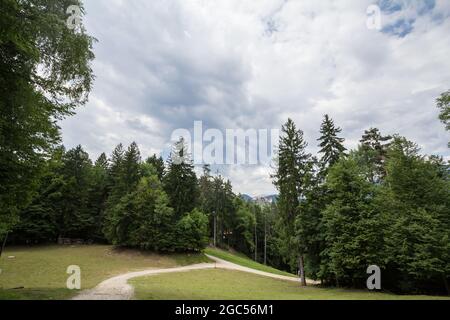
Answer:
10 139 267 254
271 115 450 295
11 140 204 251
6 109 450 295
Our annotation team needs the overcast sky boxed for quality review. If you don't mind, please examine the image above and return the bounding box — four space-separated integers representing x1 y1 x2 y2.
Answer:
60 0 450 196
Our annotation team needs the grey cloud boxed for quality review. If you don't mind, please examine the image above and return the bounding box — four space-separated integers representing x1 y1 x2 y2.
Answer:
60 0 450 195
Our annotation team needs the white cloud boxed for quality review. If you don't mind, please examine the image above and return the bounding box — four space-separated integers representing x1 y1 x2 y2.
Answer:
60 0 450 195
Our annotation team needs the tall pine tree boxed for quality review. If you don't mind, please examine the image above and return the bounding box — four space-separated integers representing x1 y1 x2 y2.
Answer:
59 145 94 238
359 128 392 183
87 153 109 241
107 143 125 203
122 142 141 194
163 138 199 218
273 118 311 285
146 154 165 181
317 115 346 172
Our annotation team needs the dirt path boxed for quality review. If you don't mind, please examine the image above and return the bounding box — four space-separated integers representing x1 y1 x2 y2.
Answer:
73 254 314 300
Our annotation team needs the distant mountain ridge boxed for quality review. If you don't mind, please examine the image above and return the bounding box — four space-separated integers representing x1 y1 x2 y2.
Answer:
239 194 278 204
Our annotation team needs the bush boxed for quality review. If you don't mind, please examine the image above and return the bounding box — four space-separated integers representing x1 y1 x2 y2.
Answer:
175 209 209 251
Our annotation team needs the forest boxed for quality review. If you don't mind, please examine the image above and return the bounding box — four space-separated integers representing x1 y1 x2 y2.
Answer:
1 0 449 297
5 105 450 295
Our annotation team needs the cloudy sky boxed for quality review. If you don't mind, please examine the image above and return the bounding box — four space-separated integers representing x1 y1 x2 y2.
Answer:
60 0 450 196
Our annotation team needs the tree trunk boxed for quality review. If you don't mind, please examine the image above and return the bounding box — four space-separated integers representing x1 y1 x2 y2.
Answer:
443 274 449 296
298 254 306 286
0 232 9 258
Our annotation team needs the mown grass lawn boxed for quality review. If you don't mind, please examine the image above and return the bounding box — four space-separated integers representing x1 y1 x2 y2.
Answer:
0 245 209 300
130 269 450 300
205 247 296 277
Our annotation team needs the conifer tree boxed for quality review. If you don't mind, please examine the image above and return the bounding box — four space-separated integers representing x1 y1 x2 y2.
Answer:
273 118 311 285
59 145 94 238
359 128 392 183
13 147 66 243
317 115 347 172
104 174 176 251
87 153 110 241
95 153 109 170
163 138 199 218
122 142 141 194
107 143 126 204
146 154 165 181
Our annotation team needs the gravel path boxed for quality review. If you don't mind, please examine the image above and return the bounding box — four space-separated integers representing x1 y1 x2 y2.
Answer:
73 254 314 300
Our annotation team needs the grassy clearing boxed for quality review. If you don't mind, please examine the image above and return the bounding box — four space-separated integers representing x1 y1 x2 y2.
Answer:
0 245 209 300
131 269 449 300
204 247 295 277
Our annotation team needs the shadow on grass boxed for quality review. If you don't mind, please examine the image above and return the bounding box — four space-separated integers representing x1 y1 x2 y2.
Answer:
0 287 77 300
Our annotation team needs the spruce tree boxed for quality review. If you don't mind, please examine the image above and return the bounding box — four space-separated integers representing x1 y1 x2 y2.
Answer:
104 174 176 251
108 143 125 202
122 142 141 194
87 153 110 241
317 115 346 172
12 147 66 243
295 157 327 281
163 138 199 218
146 154 165 181
273 118 311 285
359 128 392 183
198 165 215 236
59 145 94 238
95 153 109 169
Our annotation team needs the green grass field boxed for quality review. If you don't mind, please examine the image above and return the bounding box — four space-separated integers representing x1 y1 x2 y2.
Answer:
205 247 295 277
2 245 448 300
0 245 209 300
130 269 449 300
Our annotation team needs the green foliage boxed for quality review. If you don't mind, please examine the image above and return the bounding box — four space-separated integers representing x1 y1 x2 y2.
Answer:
273 118 311 268
359 128 392 182
376 137 450 292
12 145 111 243
175 209 209 251
104 175 208 252
104 175 176 251
163 138 199 218
103 139 209 252
232 198 256 254
436 90 450 130
87 153 110 241
58 146 95 238
122 142 142 193
295 159 327 279
436 90 450 147
320 155 385 286
12 147 66 243
105 142 141 217
146 154 165 181
272 116 449 294
317 115 347 171
0 0 95 237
